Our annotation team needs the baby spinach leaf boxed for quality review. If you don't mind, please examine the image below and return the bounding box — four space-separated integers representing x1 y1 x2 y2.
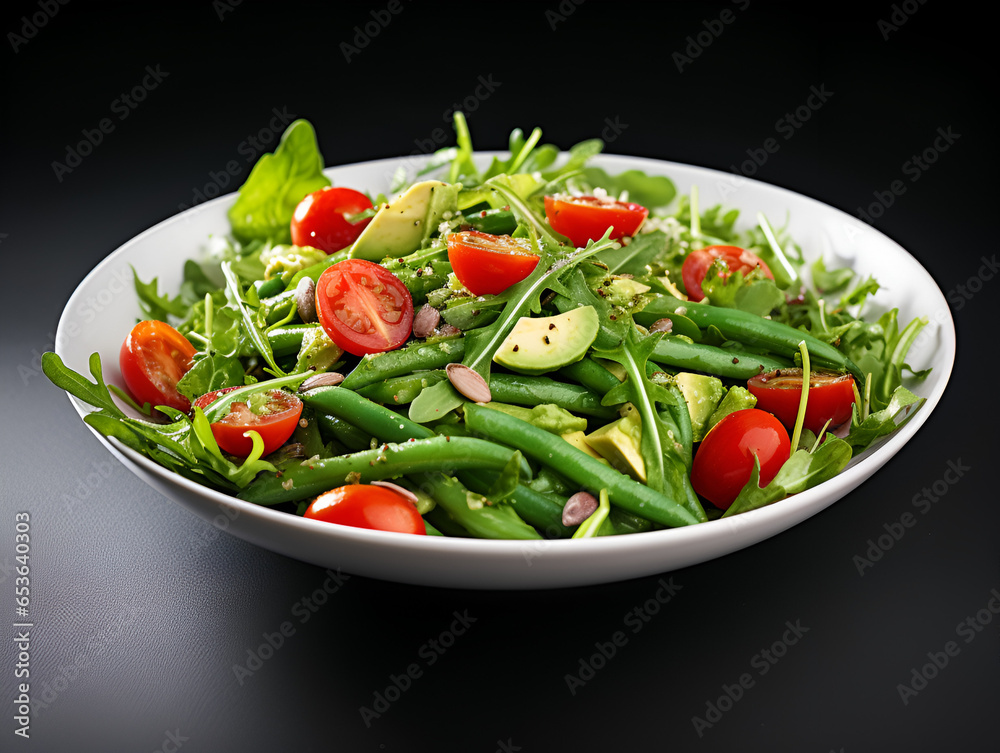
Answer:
175 355 245 401
580 167 676 208
227 119 331 245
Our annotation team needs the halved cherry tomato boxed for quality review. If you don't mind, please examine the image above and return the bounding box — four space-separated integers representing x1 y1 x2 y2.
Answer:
543 194 649 247
748 369 855 435
315 258 413 356
291 186 373 254
304 484 426 535
446 230 540 295
691 408 790 509
119 320 197 412
193 387 303 457
681 245 774 302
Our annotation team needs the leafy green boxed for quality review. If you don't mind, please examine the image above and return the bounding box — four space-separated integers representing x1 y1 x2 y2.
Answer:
133 270 188 321
838 309 928 410
724 436 853 516
42 352 126 417
811 256 854 293
175 355 245 401
595 230 669 276
580 167 676 208
408 379 465 423
227 120 331 245
845 386 925 454
700 261 786 317
221 261 285 376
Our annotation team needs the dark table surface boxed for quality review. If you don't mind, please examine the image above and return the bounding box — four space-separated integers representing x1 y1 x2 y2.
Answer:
2 2 996 751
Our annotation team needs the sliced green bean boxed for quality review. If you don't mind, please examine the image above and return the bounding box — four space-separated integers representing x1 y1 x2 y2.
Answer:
637 294 860 378
459 471 573 538
301 386 435 442
413 472 541 540
314 414 371 452
267 324 317 357
463 404 698 528
489 373 617 419
238 435 529 505
340 339 465 391
356 370 447 406
650 337 791 380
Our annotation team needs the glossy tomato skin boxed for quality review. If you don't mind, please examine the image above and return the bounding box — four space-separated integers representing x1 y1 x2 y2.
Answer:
748 370 855 435
315 259 414 356
691 409 790 509
291 187 373 254
544 194 649 247
193 387 303 457
681 245 774 302
446 230 540 295
119 320 197 413
304 485 426 535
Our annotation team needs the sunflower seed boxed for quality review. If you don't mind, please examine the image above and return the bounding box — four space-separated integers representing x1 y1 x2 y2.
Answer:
562 491 599 527
445 363 491 403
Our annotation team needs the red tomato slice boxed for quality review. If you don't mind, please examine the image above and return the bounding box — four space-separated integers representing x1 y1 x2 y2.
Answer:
543 194 649 247
681 245 774 302
446 230 540 295
691 409 790 509
193 387 303 457
315 259 414 356
291 186 373 254
304 484 426 535
119 320 197 412
748 369 855 435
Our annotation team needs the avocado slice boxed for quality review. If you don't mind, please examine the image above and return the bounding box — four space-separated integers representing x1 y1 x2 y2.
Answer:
674 372 725 442
493 307 600 375
704 386 757 434
584 409 645 481
349 180 458 260
561 430 610 464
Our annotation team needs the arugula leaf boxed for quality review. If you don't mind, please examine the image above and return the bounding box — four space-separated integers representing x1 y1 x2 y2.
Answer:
580 167 676 208
227 120 331 245
700 262 787 317
221 261 285 376
845 386 924 454
175 355 245 401
724 436 853 516
42 352 126 417
811 256 854 293
133 269 188 321
408 379 465 424
595 230 669 276
840 275 881 309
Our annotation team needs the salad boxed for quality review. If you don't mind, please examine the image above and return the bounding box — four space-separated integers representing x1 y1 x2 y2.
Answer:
43 114 929 540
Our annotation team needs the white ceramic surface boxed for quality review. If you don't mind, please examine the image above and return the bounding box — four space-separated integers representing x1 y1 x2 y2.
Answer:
54 154 955 590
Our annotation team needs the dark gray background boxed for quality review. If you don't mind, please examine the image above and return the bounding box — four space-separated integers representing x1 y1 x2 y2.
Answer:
2 2 996 751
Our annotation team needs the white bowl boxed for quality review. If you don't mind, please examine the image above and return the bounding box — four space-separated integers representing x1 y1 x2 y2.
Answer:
54 154 955 589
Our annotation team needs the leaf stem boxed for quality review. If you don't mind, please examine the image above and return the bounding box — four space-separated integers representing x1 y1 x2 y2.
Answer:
757 212 798 287
789 340 811 457
690 185 701 239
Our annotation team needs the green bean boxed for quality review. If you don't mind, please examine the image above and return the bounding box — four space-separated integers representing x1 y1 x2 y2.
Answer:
340 338 465 391
650 337 791 380
412 472 541 540
459 471 573 538
637 295 861 378
463 404 698 528
424 506 471 537
256 276 286 299
301 386 435 443
314 414 371 452
462 208 517 235
607 507 654 535
260 290 297 325
489 374 617 419
238 435 529 505
267 324 317 357
558 357 622 396
356 370 447 405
